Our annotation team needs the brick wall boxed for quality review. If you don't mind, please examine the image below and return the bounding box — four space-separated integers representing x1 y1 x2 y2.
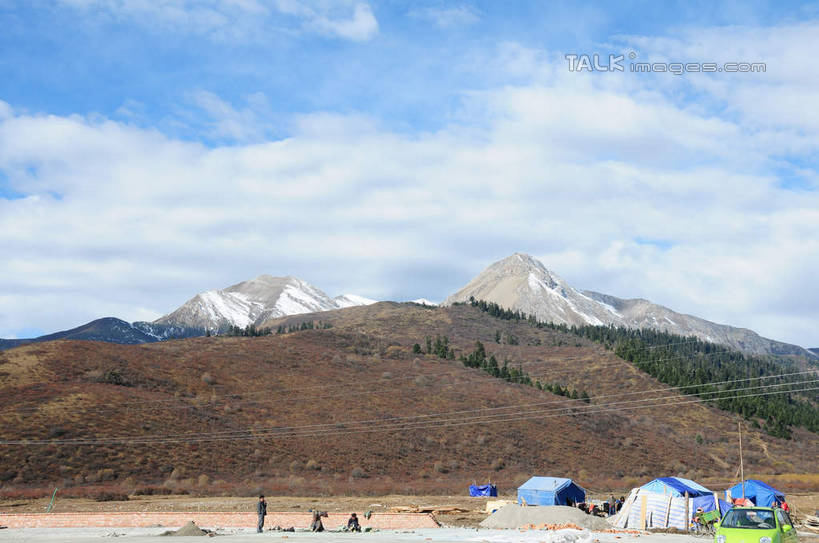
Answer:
0 511 439 530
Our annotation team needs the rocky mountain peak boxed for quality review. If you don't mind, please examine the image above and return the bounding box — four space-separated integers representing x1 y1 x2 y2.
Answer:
445 253 812 357
155 274 375 331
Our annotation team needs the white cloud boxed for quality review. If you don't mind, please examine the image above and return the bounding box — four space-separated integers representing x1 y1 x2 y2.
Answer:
408 5 479 29
616 22 819 138
57 0 241 36
0 100 11 120
1 21 818 347
306 3 378 41
56 0 378 41
187 90 275 142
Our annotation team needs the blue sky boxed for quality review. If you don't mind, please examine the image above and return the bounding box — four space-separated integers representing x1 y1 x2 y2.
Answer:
1 1 818 346
3 1 815 139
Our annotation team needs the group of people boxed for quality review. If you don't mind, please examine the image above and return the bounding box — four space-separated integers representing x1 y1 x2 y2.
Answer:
256 496 362 534
570 495 625 517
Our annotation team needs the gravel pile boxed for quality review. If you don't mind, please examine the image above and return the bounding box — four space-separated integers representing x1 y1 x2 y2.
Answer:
161 521 208 537
480 505 611 531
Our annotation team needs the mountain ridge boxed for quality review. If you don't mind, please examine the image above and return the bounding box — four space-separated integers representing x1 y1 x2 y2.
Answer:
1 256 813 357
0 317 201 350
444 253 813 358
154 274 376 331
0 275 377 350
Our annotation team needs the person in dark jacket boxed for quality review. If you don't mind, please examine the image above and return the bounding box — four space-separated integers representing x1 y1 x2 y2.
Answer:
310 511 326 532
347 513 361 532
257 495 267 533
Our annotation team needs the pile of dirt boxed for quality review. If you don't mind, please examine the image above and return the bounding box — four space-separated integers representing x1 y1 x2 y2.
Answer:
161 521 209 536
480 505 611 531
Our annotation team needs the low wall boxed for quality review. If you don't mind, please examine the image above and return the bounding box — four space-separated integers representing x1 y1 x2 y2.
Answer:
0 511 439 530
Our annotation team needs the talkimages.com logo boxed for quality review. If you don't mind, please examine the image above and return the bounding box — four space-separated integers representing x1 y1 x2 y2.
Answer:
566 52 766 75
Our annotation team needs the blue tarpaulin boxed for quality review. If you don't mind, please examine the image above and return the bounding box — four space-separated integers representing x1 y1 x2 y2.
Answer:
615 478 722 530
726 480 785 507
692 495 733 517
469 484 498 497
517 477 585 506
640 477 713 498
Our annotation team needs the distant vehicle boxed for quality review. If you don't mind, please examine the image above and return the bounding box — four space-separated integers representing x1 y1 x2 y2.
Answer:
715 507 797 543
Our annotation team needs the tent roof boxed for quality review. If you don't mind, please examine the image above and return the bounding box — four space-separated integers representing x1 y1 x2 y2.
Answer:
640 477 712 497
728 479 785 498
518 477 582 492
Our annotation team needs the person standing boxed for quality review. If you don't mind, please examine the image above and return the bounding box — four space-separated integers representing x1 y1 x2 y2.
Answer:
310 511 326 532
257 495 267 533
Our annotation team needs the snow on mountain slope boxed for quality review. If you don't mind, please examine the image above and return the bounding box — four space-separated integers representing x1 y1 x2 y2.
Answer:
411 298 438 306
444 253 811 357
333 294 378 308
156 275 375 330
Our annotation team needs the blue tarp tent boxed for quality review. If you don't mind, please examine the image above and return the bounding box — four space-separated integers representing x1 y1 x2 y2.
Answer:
640 477 712 497
612 477 720 530
726 480 785 507
469 484 498 497
517 477 585 506
692 495 733 517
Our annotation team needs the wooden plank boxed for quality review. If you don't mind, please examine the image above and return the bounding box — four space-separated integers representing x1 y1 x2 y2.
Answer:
640 494 647 530
664 495 673 527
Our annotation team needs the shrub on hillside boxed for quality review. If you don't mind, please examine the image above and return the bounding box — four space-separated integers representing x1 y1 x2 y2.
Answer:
86 368 131 386
94 491 129 502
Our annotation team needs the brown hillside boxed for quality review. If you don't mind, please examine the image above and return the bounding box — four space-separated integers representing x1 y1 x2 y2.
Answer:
0 303 816 497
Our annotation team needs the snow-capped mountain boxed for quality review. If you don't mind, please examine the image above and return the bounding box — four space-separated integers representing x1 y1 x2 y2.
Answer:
445 253 812 357
333 294 378 308
155 275 376 331
410 298 438 306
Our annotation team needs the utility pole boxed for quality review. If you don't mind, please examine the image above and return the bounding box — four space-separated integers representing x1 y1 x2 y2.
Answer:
738 422 745 498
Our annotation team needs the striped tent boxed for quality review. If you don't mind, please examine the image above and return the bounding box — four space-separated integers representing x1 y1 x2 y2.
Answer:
609 477 721 531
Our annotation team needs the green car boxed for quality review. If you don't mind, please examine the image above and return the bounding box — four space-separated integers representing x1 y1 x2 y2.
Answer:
716 507 797 543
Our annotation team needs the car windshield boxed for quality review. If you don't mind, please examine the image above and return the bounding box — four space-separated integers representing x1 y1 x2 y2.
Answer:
721 509 776 529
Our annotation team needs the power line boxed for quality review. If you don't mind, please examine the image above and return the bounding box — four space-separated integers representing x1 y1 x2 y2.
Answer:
11 370 816 442
130 377 819 441
3 379 814 446
4 355 815 420
6 384 816 445
5 338 796 415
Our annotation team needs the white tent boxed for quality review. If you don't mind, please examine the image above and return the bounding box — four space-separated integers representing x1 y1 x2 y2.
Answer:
609 477 719 531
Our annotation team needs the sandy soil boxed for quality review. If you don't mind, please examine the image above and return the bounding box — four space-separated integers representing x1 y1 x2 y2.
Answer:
0 527 706 543
0 494 499 528
1 493 817 531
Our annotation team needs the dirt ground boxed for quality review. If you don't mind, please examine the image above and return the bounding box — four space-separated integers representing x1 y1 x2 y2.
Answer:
1 493 817 529
0 527 704 543
0 494 501 527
